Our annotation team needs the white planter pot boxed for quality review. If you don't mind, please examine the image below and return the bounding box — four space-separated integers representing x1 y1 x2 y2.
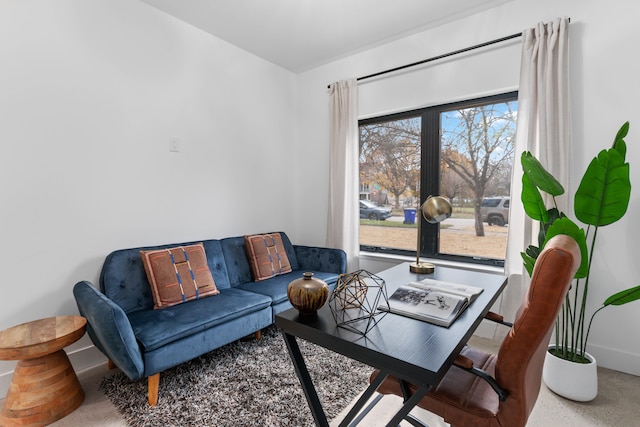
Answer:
542 345 598 402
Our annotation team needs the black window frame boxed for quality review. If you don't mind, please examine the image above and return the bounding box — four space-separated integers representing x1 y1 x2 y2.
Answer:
359 91 518 267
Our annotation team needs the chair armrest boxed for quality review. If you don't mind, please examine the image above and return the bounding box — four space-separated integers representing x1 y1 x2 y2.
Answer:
484 311 514 327
453 354 474 369
73 281 144 381
293 245 347 274
453 354 509 402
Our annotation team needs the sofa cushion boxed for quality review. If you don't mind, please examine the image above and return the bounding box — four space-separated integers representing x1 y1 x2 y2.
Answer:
140 243 219 309
127 288 271 352
236 269 342 306
244 233 292 281
236 272 296 305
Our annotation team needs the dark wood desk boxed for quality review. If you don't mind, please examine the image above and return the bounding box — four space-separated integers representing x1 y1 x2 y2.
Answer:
275 262 507 427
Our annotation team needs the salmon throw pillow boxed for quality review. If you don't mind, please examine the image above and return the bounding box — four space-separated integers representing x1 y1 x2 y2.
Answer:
140 243 219 309
244 233 292 281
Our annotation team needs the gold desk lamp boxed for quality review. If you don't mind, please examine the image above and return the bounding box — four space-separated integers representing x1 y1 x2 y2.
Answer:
410 195 452 274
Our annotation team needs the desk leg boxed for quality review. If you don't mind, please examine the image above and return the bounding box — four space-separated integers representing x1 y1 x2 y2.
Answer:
385 383 431 427
281 331 329 427
281 331 432 427
337 369 389 427
341 373 431 427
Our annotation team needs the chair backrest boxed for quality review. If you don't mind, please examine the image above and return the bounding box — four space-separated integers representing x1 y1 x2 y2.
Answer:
494 234 581 426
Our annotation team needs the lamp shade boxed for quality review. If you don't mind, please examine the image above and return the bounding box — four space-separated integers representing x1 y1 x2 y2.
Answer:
422 196 452 224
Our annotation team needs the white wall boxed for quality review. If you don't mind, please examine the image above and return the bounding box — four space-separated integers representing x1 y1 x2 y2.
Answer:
2 0 639 399
296 0 640 375
0 0 298 394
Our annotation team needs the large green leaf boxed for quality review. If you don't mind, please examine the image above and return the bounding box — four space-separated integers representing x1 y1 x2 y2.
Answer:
521 252 536 277
521 173 548 222
521 244 542 277
603 286 640 307
574 148 631 226
538 208 563 247
521 151 565 196
544 217 588 278
612 121 629 159
524 244 540 257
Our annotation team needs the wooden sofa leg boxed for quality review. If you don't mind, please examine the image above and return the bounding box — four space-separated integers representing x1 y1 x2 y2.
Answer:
255 330 262 340
107 359 116 370
148 373 160 406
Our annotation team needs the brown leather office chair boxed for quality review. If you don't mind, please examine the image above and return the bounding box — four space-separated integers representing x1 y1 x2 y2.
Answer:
370 234 581 427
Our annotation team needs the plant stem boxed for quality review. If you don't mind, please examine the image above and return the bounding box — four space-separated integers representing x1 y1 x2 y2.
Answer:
570 279 579 359
584 305 606 354
579 225 598 358
563 295 571 359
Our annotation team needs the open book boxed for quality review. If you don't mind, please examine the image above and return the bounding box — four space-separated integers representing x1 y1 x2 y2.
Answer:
379 278 484 327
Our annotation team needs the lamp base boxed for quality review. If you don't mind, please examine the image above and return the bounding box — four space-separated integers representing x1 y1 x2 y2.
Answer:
409 262 435 274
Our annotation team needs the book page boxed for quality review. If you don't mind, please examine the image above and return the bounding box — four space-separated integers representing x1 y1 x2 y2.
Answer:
383 285 468 326
410 278 483 301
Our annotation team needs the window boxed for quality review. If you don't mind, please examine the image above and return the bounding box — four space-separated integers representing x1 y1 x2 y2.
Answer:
482 198 502 208
359 92 518 266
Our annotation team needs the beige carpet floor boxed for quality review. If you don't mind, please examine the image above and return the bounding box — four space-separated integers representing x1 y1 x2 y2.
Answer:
3 336 638 426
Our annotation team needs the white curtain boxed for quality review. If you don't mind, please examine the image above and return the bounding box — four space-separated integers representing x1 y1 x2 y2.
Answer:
500 18 570 335
327 79 360 271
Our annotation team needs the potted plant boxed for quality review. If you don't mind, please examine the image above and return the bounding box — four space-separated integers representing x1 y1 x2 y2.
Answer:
520 121 640 401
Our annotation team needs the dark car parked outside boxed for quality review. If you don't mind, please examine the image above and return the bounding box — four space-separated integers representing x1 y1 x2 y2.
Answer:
359 200 392 221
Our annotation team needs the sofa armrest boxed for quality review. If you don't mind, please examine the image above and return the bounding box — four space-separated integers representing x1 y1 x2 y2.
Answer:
293 245 347 274
73 281 144 381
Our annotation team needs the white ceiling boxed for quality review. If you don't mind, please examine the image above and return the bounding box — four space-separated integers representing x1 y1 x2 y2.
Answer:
139 0 514 73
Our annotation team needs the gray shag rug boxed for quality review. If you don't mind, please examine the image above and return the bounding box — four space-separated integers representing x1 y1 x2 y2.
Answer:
100 326 371 426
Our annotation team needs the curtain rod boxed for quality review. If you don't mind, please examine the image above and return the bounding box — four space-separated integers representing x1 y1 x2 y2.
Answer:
328 18 571 89
327 32 522 89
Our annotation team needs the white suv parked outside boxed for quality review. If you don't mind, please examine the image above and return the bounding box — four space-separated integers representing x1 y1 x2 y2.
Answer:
480 197 510 226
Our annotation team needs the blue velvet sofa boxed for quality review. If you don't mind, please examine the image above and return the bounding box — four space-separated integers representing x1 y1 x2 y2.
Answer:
73 232 346 405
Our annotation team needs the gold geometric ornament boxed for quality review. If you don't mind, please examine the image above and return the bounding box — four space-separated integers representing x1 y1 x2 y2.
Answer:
329 270 389 336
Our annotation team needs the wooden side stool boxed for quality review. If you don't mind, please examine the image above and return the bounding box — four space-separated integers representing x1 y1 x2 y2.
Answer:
0 316 87 426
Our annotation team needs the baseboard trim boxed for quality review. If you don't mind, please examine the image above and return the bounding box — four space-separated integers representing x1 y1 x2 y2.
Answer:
0 345 107 400
474 326 640 377
587 343 640 376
